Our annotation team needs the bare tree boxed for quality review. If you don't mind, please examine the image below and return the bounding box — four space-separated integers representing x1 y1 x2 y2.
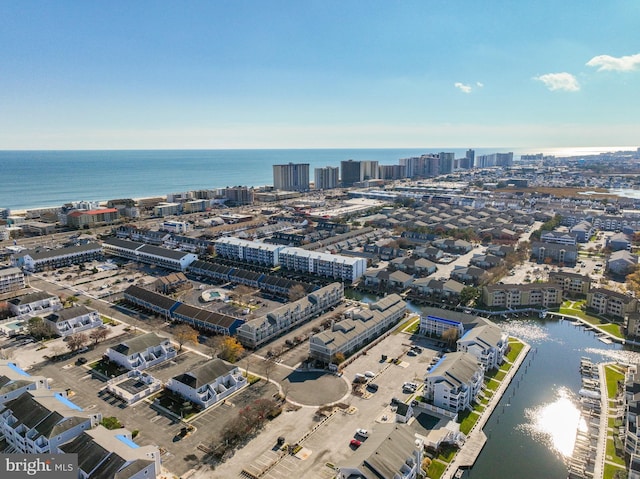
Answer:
89 327 110 346
441 327 459 349
263 357 276 382
66 333 89 353
288 284 307 302
206 335 225 359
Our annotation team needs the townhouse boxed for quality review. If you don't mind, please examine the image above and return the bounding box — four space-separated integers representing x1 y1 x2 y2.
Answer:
8 291 62 317
10 243 103 272
309 294 407 363
102 237 198 271
237 282 344 348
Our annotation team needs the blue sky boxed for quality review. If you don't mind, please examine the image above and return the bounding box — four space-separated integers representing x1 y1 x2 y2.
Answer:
1 0 638 149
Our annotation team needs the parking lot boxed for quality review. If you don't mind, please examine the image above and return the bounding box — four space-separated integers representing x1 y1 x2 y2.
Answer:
202 329 442 479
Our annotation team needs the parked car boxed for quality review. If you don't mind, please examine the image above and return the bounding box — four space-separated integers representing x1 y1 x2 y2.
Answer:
367 383 379 392
356 429 369 438
350 439 362 448
364 371 375 378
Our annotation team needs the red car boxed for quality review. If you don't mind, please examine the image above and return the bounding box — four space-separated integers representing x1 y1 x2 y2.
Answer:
350 439 362 448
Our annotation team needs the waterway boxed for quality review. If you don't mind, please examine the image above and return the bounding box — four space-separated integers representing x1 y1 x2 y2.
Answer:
346 290 639 478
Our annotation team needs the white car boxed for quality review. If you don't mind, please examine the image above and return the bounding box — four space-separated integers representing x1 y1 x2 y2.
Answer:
356 428 369 438
364 371 375 378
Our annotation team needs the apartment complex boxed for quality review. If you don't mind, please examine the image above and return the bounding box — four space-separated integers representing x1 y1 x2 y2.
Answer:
0 266 25 294
314 166 339 190
214 237 284 265
102 237 198 271
424 352 485 413
548 271 591 296
66 208 119 229
10 243 103 272
587 288 638 320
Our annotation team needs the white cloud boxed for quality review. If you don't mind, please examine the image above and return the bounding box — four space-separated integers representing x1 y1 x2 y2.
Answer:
476 82 484 88
586 53 640 72
535 72 580 92
454 82 472 93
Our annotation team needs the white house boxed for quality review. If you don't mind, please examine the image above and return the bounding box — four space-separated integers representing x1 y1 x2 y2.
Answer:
0 267 25 294
165 359 247 409
43 304 103 337
0 360 49 406
424 352 484 413
456 322 509 371
0 389 101 454
7 291 62 317
106 332 177 371
59 425 161 479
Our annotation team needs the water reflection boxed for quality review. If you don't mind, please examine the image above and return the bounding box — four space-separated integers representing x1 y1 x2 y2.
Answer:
500 319 550 343
518 387 586 458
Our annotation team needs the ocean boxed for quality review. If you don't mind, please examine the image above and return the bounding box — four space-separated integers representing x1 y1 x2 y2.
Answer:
0 147 632 212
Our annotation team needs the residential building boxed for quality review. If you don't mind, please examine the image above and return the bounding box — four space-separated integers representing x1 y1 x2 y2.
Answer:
419 307 487 338
608 232 632 251
411 278 465 299
378 164 406 180
8 291 62 317
43 305 103 338
570 221 594 243
0 361 49 406
160 220 190 234
607 250 638 276
0 267 25 294
450 266 487 286
457 322 509 370
102 237 198 271
548 271 591 297
59 425 161 479
587 288 637 320
390 257 437 276
106 333 177 371
66 208 119 229
337 424 423 479
273 163 310 192
165 359 247 409
0 389 101 454
278 247 367 283
341 160 363 187
224 186 254 205
469 254 503 270
482 283 562 309
237 283 344 348
314 166 339 190
624 363 640 478
309 294 407 363
531 241 578 265
214 237 284 266
424 352 484 412
154 272 190 294
105 370 163 406
153 202 181 217
10 243 103 272
540 231 578 246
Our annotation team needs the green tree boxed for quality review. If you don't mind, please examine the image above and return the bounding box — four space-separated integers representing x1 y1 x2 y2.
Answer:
460 286 480 306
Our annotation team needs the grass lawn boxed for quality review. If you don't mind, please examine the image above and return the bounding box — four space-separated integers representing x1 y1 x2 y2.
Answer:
599 323 623 338
436 445 458 462
506 341 524 362
605 365 625 399
458 410 480 435
605 438 625 466
603 463 627 479
484 379 500 392
427 460 447 479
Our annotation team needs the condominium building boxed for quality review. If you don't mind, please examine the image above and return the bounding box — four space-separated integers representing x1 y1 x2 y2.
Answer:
457 322 509 371
314 166 340 190
278 247 367 283
237 283 344 348
0 267 25 294
102 237 198 271
587 288 638 320
548 271 591 296
8 291 62 317
0 360 49 406
10 243 103 272
43 304 103 338
0 390 101 454
106 333 177 371
214 237 284 266
482 283 562 309
424 352 484 413
59 425 161 479
309 294 407 363
273 163 310 191
224 186 255 205
66 208 119 229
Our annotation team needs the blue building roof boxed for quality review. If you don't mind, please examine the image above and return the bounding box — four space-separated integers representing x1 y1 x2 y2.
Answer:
7 362 30 377
115 434 140 448
54 392 83 411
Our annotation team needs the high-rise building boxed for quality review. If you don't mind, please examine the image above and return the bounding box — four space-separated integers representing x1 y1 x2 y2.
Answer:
439 152 455 175
360 160 379 181
341 160 362 187
224 186 254 205
475 152 513 168
273 163 310 192
379 164 406 180
400 154 440 179
314 166 339 190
